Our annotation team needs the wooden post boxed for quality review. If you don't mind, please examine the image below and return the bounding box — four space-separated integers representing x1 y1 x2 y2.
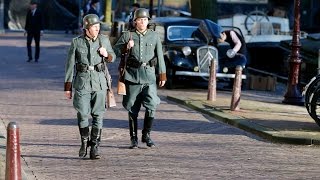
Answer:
318 49 320 75
0 0 5 34
230 66 243 111
207 59 217 101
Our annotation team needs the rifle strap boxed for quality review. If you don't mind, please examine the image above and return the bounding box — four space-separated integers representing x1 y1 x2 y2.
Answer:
120 32 132 75
98 34 112 89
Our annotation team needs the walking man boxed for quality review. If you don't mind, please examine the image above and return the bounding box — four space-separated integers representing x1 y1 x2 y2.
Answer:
126 3 140 30
64 14 116 159
86 0 102 19
24 0 44 62
114 8 166 149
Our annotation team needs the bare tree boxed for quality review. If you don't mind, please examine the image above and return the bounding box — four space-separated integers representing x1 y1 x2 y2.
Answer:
190 0 217 21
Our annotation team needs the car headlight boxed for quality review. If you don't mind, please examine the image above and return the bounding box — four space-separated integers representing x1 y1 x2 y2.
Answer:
182 46 191 56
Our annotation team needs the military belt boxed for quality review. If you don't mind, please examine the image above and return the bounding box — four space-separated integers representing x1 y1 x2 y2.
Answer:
76 62 105 72
126 57 156 68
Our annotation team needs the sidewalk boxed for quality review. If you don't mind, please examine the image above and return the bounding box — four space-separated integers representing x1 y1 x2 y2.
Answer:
167 85 320 145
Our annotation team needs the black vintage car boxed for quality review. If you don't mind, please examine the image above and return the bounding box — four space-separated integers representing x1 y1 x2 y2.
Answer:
149 17 246 89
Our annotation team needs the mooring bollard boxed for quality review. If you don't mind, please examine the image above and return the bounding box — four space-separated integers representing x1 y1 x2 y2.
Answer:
230 66 243 111
207 59 217 101
5 122 21 180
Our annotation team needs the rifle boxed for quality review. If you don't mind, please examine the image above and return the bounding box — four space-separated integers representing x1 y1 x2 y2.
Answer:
117 50 128 95
117 32 132 95
98 35 116 108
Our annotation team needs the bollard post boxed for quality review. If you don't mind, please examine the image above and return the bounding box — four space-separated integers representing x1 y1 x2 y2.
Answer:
207 59 217 101
230 66 243 111
5 122 21 180
0 0 5 34
318 49 320 75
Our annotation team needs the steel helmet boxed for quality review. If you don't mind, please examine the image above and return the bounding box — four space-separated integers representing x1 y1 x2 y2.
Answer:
83 14 100 29
30 0 39 4
133 8 150 21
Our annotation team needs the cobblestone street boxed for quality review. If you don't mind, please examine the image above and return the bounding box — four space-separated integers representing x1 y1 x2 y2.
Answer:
1 32 320 180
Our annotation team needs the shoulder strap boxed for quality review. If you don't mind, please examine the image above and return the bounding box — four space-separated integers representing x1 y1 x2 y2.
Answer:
127 32 132 54
98 34 102 48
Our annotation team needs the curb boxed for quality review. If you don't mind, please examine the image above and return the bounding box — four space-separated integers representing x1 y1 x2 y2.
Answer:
167 96 318 145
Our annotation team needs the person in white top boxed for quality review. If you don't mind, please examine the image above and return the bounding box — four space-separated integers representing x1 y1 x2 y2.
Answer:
217 30 248 73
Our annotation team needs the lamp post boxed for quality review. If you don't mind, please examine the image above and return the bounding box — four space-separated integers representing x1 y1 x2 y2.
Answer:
282 0 304 106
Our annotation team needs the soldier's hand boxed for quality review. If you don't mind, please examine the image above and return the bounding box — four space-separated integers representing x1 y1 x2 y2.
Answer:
159 81 166 87
65 91 72 99
98 47 108 57
127 40 134 49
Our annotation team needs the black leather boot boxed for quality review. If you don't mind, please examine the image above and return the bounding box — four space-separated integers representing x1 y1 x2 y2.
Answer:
90 127 102 160
142 115 155 147
79 126 89 158
129 113 138 149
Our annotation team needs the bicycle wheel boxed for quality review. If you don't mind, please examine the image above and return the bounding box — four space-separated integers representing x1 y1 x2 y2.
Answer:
309 87 320 127
304 75 320 112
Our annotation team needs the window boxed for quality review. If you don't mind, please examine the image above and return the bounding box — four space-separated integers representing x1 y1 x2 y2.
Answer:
167 26 198 41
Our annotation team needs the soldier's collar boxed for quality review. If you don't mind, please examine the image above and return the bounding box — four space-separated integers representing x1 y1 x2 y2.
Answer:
85 35 98 42
136 29 148 36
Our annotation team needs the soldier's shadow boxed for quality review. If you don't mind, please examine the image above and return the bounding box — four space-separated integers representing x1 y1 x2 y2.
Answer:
39 117 244 136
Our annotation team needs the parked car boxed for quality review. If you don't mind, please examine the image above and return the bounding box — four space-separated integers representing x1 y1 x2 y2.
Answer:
149 17 247 89
152 6 191 17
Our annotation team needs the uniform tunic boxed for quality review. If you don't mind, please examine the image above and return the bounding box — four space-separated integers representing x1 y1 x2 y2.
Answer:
64 34 116 128
114 29 166 116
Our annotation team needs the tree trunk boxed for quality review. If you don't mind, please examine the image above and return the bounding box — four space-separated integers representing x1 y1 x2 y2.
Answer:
104 0 112 25
190 0 217 22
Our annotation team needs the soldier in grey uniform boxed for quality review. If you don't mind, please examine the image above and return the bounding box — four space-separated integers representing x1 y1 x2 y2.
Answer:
114 8 166 149
64 14 116 159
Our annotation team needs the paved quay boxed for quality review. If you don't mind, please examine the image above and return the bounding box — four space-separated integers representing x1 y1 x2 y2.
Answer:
1 31 320 180
167 85 320 145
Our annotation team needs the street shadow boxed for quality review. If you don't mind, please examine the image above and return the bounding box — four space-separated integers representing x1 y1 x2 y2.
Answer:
246 118 320 131
0 44 69 90
21 154 81 160
39 117 253 136
0 31 74 43
20 142 123 149
0 43 122 92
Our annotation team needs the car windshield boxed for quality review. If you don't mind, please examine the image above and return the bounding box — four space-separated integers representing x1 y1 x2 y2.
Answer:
167 26 200 41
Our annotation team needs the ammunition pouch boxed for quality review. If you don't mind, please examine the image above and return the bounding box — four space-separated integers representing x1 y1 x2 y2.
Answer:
76 62 105 72
126 56 157 68
150 57 157 67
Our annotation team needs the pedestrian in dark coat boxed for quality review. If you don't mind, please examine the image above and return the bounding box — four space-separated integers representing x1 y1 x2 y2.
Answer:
24 0 44 62
126 3 140 30
86 0 100 18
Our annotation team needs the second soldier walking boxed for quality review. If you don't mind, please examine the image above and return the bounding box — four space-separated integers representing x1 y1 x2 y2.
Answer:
114 8 166 149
